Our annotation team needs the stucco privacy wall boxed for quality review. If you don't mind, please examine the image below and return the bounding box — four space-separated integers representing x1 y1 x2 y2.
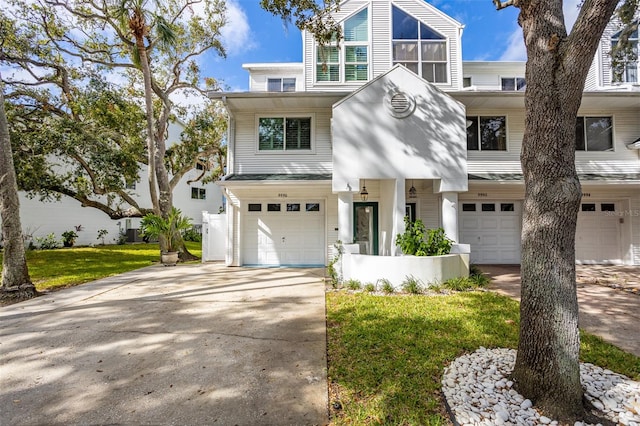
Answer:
332 66 468 193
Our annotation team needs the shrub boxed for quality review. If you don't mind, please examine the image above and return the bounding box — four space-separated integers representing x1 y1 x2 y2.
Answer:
364 283 376 292
61 230 78 247
469 264 491 287
379 278 394 294
327 241 344 288
401 275 424 294
345 279 362 290
395 217 452 256
96 229 108 245
183 227 202 242
442 276 488 291
37 233 59 249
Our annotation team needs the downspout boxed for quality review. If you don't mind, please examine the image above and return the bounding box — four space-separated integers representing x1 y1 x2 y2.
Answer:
221 95 235 176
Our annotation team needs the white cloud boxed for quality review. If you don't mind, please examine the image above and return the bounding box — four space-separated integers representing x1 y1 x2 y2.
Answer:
499 28 526 61
220 1 256 57
498 0 583 62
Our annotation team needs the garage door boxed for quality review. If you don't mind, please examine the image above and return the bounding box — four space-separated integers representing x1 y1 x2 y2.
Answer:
242 201 325 266
460 201 521 264
576 202 621 264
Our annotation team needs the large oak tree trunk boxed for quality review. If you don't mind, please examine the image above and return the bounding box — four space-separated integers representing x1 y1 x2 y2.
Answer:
0 83 37 301
510 0 618 421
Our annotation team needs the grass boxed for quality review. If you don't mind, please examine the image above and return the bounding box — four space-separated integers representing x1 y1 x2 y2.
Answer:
326 291 640 425
0 242 201 292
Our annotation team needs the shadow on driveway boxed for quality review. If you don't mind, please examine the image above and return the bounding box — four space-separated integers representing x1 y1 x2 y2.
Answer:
0 264 329 426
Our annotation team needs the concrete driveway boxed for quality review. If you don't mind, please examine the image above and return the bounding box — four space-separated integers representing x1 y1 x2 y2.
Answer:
0 264 329 426
483 264 640 357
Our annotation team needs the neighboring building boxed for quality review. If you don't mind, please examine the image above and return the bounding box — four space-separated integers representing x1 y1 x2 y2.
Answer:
12 123 223 247
213 0 640 267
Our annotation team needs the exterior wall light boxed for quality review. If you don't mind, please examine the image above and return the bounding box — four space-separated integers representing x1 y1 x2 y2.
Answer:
360 180 369 201
408 180 417 199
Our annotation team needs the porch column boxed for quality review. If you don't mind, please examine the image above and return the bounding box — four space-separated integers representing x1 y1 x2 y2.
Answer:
442 192 459 243
393 179 406 255
338 192 354 244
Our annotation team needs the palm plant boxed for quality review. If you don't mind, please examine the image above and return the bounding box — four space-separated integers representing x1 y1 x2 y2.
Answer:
140 207 192 253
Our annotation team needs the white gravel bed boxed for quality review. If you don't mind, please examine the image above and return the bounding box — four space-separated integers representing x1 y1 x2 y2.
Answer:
442 347 640 426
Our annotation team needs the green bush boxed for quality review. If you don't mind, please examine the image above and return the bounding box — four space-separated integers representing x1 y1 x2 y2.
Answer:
379 278 394 294
469 264 491 287
401 275 424 294
345 279 362 290
61 230 78 247
363 283 376 292
395 217 452 256
37 233 59 249
183 227 202 242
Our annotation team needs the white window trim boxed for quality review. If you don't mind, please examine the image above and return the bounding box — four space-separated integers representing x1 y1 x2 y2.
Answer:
314 5 371 84
388 4 451 85
575 115 616 153
610 31 639 84
500 76 526 91
266 77 297 92
466 114 510 152
191 187 207 200
255 113 316 155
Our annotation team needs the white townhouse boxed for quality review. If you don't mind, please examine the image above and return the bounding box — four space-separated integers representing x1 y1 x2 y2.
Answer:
213 0 640 267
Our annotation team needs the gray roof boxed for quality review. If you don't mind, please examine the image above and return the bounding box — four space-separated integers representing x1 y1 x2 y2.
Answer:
469 173 640 181
223 174 332 182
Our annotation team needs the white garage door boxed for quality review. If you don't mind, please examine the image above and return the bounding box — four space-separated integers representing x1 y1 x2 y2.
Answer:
242 201 325 266
576 202 621 264
460 201 521 264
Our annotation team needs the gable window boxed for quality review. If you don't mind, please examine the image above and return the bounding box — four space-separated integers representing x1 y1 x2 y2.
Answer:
258 117 312 151
316 8 369 83
575 117 613 152
501 77 526 91
191 187 206 200
267 78 296 92
466 116 507 151
611 27 638 83
392 6 447 83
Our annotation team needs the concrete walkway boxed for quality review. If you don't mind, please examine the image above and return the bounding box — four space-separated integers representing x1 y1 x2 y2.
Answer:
483 265 640 357
0 264 329 426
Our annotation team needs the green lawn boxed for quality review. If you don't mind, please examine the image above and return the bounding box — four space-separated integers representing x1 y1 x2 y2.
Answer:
0 242 202 291
326 291 640 425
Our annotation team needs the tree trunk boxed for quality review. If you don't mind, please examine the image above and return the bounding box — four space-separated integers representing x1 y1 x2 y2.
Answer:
510 0 618 422
0 82 37 301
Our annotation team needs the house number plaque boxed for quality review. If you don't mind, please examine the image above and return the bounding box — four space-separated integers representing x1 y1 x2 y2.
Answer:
278 193 288 198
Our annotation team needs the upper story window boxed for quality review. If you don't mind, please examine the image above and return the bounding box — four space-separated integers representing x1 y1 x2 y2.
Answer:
258 117 312 151
267 78 296 92
576 117 613 152
316 8 369 83
611 27 638 83
466 116 507 151
392 6 447 83
501 77 526 91
191 187 206 200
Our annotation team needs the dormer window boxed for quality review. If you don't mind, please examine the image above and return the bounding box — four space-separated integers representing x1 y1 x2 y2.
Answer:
501 77 526 91
392 6 447 83
611 27 638 83
268 78 296 92
316 8 369 83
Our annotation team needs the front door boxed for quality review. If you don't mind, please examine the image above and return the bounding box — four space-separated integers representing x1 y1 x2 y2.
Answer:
353 202 379 255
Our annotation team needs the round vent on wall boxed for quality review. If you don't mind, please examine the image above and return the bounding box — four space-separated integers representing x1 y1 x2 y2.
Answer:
385 91 416 118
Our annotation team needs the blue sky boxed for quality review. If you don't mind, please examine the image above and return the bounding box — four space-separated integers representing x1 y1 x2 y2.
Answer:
212 0 582 92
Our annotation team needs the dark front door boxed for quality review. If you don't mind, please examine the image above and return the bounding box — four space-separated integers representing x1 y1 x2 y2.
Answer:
353 202 379 255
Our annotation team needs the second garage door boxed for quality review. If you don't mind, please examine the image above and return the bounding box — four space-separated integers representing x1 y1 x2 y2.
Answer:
576 201 622 264
242 201 325 266
460 201 521 264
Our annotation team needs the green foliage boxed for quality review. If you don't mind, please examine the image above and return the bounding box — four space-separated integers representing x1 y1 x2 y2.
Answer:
395 217 452 256
363 283 376 293
61 230 79 247
469 265 491 287
442 277 478 291
140 207 192 252
327 240 344 288
401 275 424 294
182 227 202 243
36 233 59 250
379 278 394 294
345 279 362 290
96 229 108 245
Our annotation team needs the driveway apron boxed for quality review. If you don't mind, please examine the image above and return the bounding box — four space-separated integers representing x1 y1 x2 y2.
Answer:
0 264 329 426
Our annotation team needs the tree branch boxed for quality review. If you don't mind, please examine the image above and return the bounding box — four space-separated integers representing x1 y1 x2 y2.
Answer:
493 0 517 10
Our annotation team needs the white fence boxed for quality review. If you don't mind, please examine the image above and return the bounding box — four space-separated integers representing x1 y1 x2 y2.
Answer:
202 211 227 262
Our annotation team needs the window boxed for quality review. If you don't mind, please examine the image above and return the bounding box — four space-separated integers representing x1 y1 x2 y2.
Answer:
267 78 296 92
267 203 281 212
306 203 320 212
392 6 447 83
601 203 615 212
582 203 596 212
405 203 417 222
575 117 613 152
316 8 369 82
462 203 476 212
191 187 206 200
482 203 496 212
501 77 526 91
258 117 312 151
463 77 472 88
248 203 262 212
466 116 507 151
501 203 515 212
287 203 301 212
125 181 137 190
611 27 638 83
